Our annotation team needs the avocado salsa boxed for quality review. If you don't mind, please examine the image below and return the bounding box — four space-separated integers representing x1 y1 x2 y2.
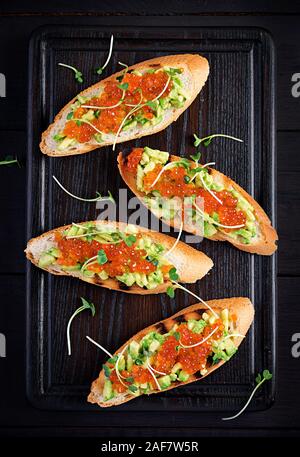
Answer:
38 223 174 290
53 67 188 151
101 307 238 402
125 147 258 245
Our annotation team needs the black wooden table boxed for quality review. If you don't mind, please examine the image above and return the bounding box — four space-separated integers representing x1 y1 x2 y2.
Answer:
0 2 300 438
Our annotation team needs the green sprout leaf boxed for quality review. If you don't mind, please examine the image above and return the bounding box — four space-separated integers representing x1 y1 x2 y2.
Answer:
166 286 175 298
103 364 111 378
128 385 138 393
97 249 108 265
124 234 137 247
193 133 243 148
222 369 273 421
173 331 180 341
117 82 129 91
67 297 96 356
190 151 201 162
169 267 179 281
126 377 134 383
58 63 84 84
66 112 74 120
146 100 157 111
0 155 20 167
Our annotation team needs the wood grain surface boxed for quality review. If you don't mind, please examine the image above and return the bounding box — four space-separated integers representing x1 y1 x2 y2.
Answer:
0 7 299 437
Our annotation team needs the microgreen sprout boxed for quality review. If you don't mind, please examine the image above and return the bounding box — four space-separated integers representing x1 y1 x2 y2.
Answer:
96 35 114 75
0 155 20 167
193 133 243 147
67 298 96 356
58 63 83 83
222 370 273 421
52 175 115 203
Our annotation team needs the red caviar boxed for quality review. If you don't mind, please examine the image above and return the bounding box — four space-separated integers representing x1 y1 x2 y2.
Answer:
55 233 156 276
154 320 224 376
62 71 172 142
125 149 247 231
126 148 144 173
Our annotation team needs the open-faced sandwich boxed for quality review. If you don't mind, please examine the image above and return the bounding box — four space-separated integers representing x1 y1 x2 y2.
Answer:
25 221 213 294
88 297 254 407
40 54 209 156
118 147 278 255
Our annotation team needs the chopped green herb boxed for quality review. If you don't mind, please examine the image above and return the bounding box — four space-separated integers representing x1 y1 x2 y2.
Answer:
184 175 190 184
135 358 143 366
117 82 129 91
94 110 100 119
166 286 175 298
126 377 134 383
173 331 180 341
75 120 82 126
128 385 138 393
124 234 137 247
146 100 157 111
169 267 179 281
66 112 74 120
103 364 111 377
97 249 108 265
107 356 118 364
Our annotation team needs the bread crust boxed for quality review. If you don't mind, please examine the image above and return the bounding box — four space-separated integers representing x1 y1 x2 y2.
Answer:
25 220 213 294
118 152 278 255
40 54 209 156
88 297 254 407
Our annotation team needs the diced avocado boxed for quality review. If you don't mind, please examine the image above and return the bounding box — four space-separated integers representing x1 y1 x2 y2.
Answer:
131 70 142 76
209 315 216 325
224 338 237 357
61 264 81 271
187 320 195 331
98 270 109 280
66 226 79 237
53 133 66 142
143 147 169 164
158 375 171 389
82 109 95 122
116 273 136 287
178 370 190 382
83 269 94 277
192 319 207 334
159 97 169 109
154 332 164 344
129 341 140 359
140 382 148 389
149 340 160 353
170 373 177 382
103 380 114 401
117 355 125 371
204 221 218 237
38 253 56 268
94 133 102 143
136 165 144 191
212 349 229 362
143 161 156 174
123 120 137 132
202 312 210 322
126 353 133 371
150 115 163 126
58 137 77 151
77 94 87 104
48 247 61 258
221 309 229 332
200 368 208 376
171 362 182 374
170 98 184 108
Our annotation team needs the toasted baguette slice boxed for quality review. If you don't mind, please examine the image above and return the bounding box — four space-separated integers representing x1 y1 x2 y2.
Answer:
88 297 254 408
118 151 278 255
40 54 209 157
25 220 213 294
